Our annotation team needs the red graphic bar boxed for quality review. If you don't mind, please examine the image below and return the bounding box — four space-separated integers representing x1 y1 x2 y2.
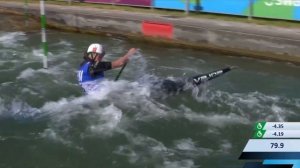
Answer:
142 21 173 39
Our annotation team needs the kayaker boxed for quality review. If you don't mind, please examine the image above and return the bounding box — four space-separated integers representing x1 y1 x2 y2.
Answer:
77 43 137 93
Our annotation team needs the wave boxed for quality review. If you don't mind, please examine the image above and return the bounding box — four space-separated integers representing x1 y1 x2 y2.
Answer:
0 32 27 48
191 90 298 122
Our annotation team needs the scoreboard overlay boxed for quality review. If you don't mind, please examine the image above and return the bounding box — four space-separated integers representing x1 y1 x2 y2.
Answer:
239 122 300 168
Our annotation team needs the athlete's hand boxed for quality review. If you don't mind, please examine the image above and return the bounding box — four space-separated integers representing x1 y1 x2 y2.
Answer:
127 48 137 57
124 48 137 63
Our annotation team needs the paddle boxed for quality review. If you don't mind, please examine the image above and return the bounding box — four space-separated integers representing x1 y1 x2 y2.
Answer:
114 48 138 81
191 66 238 85
114 62 128 81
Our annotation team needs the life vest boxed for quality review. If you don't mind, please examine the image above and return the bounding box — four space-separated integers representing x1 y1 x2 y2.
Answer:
78 62 104 93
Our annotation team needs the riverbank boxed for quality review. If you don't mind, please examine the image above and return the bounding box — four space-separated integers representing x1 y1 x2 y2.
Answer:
1 1 300 64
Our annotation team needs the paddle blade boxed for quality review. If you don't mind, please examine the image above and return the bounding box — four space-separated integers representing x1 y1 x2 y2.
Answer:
192 66 235 86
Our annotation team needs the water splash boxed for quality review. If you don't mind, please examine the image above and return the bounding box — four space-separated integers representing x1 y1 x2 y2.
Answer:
191 90 298 122
0 32 27 48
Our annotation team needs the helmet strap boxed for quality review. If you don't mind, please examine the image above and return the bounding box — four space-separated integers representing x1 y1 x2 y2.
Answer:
88 53 97 61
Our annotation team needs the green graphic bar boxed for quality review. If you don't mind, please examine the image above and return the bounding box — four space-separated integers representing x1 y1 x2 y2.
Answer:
254 121 266 130
253 130 266 139
253 122 300 130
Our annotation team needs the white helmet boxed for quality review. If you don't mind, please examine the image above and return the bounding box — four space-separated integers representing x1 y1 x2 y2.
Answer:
87 43 105 55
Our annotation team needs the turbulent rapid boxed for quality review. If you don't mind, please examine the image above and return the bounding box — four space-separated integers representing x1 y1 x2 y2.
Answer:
0 28 299 168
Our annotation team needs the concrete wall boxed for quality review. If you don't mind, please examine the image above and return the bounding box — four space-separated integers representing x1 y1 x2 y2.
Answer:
1 2 300 64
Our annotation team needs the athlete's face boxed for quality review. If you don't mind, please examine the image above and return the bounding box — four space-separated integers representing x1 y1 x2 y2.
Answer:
95 54 103 62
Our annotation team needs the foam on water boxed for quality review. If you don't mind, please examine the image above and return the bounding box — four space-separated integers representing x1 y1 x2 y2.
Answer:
270 104 285 122
32 80 152 141
175 138 197 151
51 40 73 47
123 50 148 80
32 48 54 58
0 98 40 118
89 104 123 136
183 109 251 127
218 139 232 154
40 128 84 151
21 87 39 96
174 138 213 156
163 160 196 168
0 32 27 48
114 134 169 165
115 133 212 167
17 68 37 79
191 90 298 122
17 66 63 79
40 128 70 145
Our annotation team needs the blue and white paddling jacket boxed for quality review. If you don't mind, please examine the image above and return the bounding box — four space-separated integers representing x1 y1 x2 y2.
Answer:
77 61 111 93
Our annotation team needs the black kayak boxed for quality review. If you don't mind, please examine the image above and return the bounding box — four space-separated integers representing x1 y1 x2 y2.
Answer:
157 66 236 94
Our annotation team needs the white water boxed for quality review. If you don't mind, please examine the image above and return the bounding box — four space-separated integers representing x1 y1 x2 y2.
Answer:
1 30 300 168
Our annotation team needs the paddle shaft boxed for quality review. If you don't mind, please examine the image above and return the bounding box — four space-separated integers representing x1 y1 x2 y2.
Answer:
115 63 127 81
